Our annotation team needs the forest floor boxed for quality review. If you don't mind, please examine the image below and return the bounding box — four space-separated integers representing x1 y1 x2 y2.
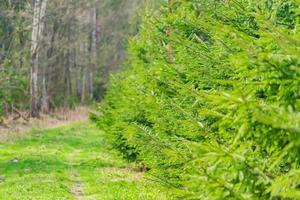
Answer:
0 122 168 200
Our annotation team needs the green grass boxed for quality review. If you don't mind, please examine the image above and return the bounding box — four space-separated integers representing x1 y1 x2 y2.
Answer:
0 122 168 200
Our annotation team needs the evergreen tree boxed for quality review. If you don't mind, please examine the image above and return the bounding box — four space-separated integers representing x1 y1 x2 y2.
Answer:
97 0 300 199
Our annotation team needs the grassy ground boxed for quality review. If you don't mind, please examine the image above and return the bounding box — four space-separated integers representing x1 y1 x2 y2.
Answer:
0 122 168 200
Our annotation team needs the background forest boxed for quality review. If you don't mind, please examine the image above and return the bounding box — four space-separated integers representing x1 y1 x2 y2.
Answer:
0 0 140 117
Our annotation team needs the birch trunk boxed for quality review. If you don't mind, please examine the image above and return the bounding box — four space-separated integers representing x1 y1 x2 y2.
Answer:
30 0 48 117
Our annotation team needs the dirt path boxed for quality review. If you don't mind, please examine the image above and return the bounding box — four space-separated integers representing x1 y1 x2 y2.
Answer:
71 171 85 200
0 122 166 199
69 150 94 200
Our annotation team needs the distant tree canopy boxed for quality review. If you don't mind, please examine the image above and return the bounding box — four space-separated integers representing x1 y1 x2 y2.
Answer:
96 0 300 199
0 0 141 116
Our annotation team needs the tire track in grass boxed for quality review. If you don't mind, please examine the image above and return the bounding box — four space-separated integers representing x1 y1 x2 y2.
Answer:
0 122 168 199
70 170 85 200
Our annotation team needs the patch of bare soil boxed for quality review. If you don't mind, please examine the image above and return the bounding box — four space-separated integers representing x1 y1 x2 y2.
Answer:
71 171 85 200
0 107 91 142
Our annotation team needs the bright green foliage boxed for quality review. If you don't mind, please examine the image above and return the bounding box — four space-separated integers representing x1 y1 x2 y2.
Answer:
97 0 300 199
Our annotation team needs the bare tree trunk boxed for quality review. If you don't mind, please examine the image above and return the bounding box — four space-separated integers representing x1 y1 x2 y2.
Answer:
41 74 49 113
19 17 26 69
64 49 72 107
63 0 73 108
30 0 48 117
41 51 49 114
30 0 41 118
89 6 97 100
68 51 72 103
76 58 81 99
81 67 86 103
42 19 57 113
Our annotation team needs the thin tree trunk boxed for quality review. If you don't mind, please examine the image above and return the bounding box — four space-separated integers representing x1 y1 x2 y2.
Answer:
42 20 57 113
19 17 26 69
64 49 72 107
30 0 48 117
63 0 73 107
76 54 81 99
41 74 49 113
89 7 97 100
81 66 86 103
30 0 40 118
68 50 72 104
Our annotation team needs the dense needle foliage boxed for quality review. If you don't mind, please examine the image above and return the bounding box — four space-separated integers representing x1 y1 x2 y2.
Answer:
96 0 300 199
